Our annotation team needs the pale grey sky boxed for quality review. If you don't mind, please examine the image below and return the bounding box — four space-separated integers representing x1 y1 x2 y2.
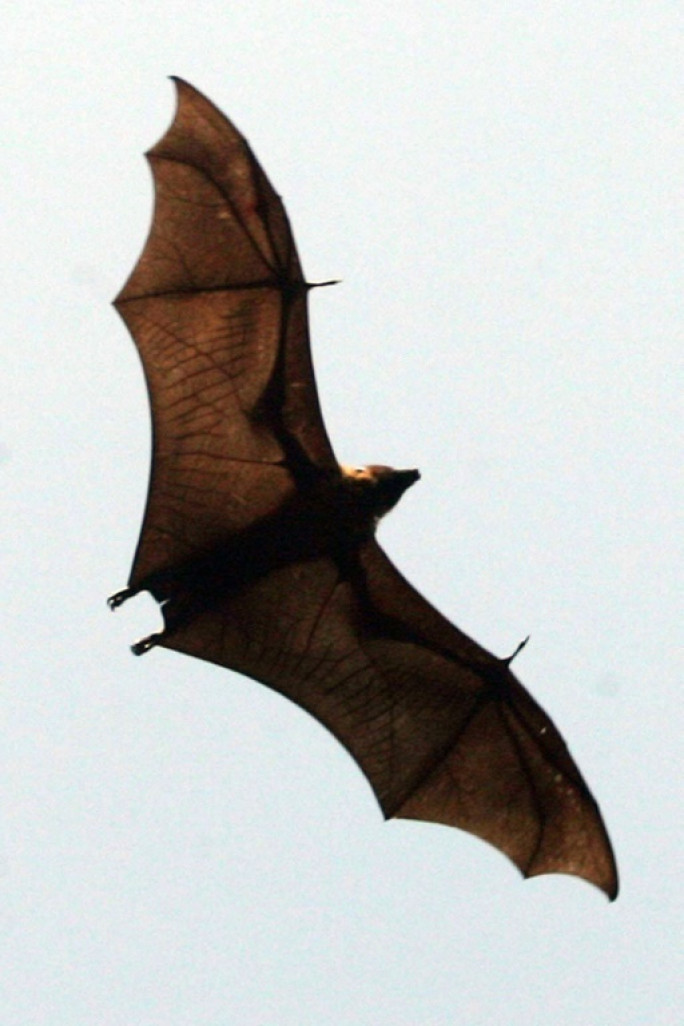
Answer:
2 4 681 1023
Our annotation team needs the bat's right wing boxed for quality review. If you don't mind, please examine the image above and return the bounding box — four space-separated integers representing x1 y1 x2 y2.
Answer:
353 541 619 899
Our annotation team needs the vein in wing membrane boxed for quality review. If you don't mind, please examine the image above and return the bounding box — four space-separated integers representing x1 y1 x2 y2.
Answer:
114 80 336 584
118 287 294 582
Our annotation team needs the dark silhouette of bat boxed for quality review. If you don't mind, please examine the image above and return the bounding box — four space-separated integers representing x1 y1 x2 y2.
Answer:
109 78 618 900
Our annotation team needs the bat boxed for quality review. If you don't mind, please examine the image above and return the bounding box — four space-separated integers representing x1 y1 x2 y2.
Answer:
109 78 618 900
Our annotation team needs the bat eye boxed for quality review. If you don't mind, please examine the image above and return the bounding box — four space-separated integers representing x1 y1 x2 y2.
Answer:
341 464 370 480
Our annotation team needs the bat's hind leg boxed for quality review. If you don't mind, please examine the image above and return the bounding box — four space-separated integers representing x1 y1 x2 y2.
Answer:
131 631 163 656
107 586 139 609
112 584 188 656
108 584 167 654
129 592 190 655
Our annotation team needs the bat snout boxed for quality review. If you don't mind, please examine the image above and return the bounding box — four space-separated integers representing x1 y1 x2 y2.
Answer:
371 465 420 517
397 468 420 488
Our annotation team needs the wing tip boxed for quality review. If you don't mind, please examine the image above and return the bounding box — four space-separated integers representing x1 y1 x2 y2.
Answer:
523 862 619 902
146 77 245 162
166 76 218 120
520 819 620 901
168 74 196 100
389 806 619 901
138 78 209 164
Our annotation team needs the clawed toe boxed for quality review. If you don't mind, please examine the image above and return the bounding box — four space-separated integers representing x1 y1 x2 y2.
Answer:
131 632 162 656
108 588 134 610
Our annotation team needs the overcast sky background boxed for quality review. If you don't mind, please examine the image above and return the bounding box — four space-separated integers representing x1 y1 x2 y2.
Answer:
2 4 681 1023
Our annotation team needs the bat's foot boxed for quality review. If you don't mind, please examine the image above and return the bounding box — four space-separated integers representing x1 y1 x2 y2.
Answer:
131 632 162 656
108 587 136 610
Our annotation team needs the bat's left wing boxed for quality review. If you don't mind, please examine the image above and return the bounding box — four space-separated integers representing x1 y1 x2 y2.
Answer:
157 534 618 900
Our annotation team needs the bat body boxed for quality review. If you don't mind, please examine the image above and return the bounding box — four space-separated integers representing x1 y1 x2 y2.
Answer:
110 79 618 899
